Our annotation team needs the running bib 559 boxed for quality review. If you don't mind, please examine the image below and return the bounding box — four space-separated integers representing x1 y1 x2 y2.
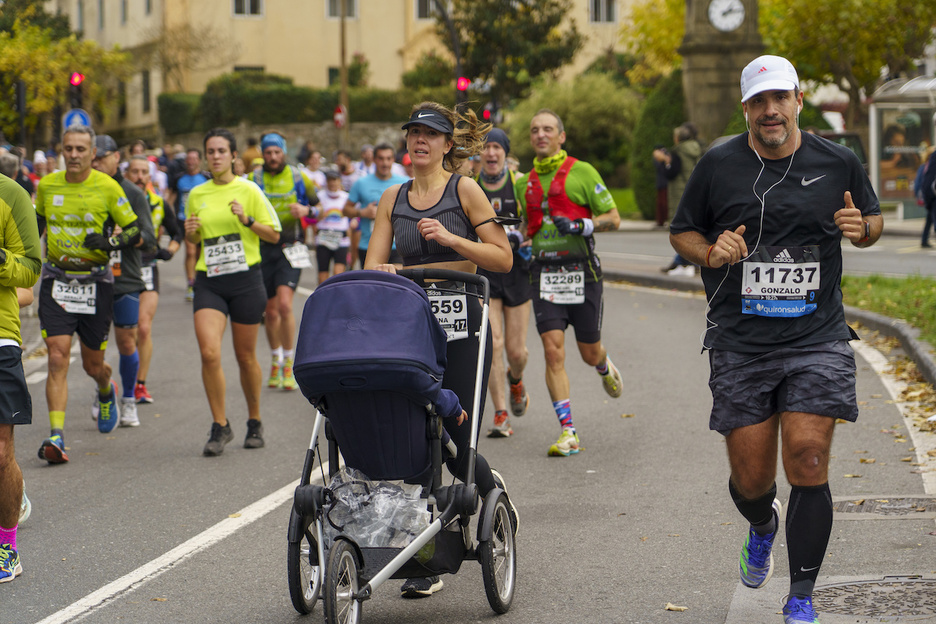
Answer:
741 245 820 318
427 289 468 342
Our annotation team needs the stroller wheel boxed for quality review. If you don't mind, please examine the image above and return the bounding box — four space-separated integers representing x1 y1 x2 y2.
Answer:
287 520 322 614
324 539 362 624
479 492 517 614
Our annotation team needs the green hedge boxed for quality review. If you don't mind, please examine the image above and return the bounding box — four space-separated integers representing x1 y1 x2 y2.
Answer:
157 92 201 136
159 72 459 134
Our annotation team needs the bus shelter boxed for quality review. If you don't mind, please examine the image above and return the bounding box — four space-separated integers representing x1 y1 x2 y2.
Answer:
869 76 936 218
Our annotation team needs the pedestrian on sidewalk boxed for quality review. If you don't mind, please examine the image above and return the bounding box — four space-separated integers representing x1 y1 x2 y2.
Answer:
917 144 936 248
656 123 702 276
669 55 882 624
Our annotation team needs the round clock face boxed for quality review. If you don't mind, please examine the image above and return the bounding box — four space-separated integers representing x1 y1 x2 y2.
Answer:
708 0 745 32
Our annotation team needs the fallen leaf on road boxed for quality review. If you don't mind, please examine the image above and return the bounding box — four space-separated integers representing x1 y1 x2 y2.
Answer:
901 457 914 462
228 513 241 518
859 458 876 464
851 499 865 506
871 394 883 399
843 474 862 478
152 598 167 602
621 413 635 418
664 603 688 612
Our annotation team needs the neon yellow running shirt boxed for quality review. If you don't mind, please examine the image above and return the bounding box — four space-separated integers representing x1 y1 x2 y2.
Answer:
187 176 281 272
36 169 136 271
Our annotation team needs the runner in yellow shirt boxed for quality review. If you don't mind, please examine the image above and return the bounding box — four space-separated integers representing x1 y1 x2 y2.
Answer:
184 128 281 456
34 125 142 462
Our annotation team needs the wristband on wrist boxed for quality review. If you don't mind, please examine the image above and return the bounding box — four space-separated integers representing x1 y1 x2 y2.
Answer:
244 216 255 228
705 244 715 268
857 220 870 243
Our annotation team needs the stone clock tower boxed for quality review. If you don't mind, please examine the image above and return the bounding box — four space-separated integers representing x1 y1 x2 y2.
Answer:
679 0 763 143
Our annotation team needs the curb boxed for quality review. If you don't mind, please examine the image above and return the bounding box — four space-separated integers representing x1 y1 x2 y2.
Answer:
604 269 936 388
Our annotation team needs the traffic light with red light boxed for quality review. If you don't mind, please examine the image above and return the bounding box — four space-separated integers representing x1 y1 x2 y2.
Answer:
68 72 85 108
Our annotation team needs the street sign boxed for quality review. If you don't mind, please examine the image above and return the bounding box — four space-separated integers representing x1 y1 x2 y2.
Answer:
333 104 347 128
62 108 91 131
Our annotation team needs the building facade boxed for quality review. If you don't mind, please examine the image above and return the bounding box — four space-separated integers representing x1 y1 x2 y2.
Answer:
45 0 628 139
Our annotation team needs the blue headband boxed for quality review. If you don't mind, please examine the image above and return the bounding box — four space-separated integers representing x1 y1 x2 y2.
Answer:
261 133 287 153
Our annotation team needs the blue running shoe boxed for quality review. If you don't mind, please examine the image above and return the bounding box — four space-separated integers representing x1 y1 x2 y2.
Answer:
38 434 69 464
783 595 820 623
0 544 22 583
97 380 121 434
740 498 781 588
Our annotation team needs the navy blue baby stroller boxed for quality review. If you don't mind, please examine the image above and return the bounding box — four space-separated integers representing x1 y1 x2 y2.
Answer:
287 269 517 623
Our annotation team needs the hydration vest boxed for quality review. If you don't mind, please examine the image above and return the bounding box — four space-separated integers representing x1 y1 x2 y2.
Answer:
524 156 592 239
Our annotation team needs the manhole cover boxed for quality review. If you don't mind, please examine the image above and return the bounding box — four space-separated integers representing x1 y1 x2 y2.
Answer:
832 497 936 518
813 577 936 621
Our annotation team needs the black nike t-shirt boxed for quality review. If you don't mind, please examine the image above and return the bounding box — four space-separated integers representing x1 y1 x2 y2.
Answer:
670 131 880 353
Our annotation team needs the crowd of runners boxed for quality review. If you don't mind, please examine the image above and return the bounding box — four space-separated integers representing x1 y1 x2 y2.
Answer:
0 52 884 624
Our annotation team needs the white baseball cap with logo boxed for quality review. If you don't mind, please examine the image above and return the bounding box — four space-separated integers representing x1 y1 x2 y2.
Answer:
740 55 800 103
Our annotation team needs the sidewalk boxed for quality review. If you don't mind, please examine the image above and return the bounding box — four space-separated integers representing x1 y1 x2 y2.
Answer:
605 212 936 387
616 210 924 237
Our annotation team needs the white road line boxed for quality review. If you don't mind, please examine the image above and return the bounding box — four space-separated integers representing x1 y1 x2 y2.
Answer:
36 465 330 624
851 340 936 495
27 341 80 385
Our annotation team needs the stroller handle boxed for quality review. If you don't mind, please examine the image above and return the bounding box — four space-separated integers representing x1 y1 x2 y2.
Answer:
397 268 490 305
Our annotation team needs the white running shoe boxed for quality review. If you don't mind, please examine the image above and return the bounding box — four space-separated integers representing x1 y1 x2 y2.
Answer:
667 264 696 277
119 397 140 427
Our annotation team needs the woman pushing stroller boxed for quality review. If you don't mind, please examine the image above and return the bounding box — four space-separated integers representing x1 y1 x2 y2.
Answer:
364 101 517 598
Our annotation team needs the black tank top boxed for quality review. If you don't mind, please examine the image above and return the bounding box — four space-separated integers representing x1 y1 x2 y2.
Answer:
391 174 478 266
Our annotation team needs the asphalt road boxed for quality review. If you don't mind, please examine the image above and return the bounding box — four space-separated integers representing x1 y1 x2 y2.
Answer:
7 256 935 624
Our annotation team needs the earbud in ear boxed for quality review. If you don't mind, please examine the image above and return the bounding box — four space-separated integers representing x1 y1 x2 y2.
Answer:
744 112 748 122
797 105 802 114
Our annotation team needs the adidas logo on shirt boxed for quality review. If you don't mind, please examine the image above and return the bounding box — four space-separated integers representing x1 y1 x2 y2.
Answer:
773 249 794 263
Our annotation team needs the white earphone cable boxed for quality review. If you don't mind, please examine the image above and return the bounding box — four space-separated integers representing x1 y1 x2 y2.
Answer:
699 109 800 349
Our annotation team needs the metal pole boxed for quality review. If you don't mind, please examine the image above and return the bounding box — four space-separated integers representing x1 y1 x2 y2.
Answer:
339 0 350 149
433 0 466 110
16 81 27 151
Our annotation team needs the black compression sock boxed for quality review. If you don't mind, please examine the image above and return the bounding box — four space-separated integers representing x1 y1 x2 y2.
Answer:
729 479 777 535
787 483 833 597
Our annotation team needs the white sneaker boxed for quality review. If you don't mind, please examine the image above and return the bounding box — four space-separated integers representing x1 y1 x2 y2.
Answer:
600 356 623 398
91 390 100 421
119 397 140 427
667 265 695 277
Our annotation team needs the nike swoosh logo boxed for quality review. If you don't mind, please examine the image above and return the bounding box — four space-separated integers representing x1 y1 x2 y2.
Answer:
417 112 431 118
11 412 19 418
800 565 820 572
801 175 826 186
